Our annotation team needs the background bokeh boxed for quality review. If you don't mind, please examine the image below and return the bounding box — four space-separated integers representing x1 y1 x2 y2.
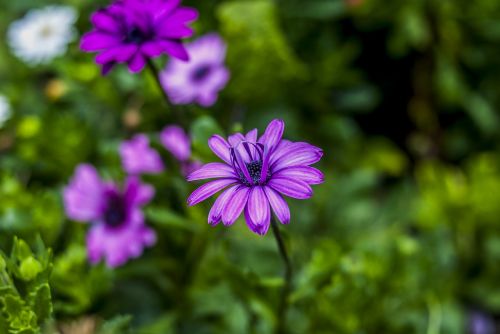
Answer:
1 0 500 333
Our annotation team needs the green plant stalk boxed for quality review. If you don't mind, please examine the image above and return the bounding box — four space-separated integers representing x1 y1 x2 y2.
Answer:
270 216 292 334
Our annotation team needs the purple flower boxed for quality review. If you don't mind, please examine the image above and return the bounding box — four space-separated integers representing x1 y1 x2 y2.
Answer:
64 164 156 267
160 33 230 107
470 311 496 334
160 125 191 161
186 119 324 235
120 134 164 174
80 0 198 75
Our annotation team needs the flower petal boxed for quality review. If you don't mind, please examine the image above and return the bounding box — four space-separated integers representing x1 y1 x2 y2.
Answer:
208 185 238 225
258 119 284 153
128 52 146 73
208 135 231 164
228 133 245 147
124 177 155 206
80 31 121 51
90 10 120 34
274 166 324 185
271 142 323 172
246 129 258 142
268 176 312 199
157 40 189 61
245 186 271 235
263 186 290 224
221 186 250 226
187 178 236 206
63 164 105 221
187 162 236 181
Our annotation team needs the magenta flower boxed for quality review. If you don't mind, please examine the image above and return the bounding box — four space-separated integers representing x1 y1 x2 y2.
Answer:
160 33 230 107
186 119 324 235
160 125 191 161
80 0 198 75
120 134 164 174
64 164 156 267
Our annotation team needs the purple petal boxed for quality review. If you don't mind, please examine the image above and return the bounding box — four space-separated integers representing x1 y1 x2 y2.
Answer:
86 211 156 268
208 185 238 225
141 41 165 57
168 7 199 23
187 178 236 206
228 133 245 147
158 40 189 61
271 142 323 172
119 134 164 175
90 10 120 34
208 135 231 164
274 166 324 185
268 176 313 199
80 31 121 51
246 129 258 142
128 52 146 73
187 162 236 181
221 186 250 226
160 125 191 161
63 164 105 222
245 186 271 235
124 177 155 207
263 186 290 224
258 119 284 153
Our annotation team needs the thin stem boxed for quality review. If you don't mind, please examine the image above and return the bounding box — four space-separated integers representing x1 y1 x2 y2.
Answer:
270 216 292 334
146 58 184 123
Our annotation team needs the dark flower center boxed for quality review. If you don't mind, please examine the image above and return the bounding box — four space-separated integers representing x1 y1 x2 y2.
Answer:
125 27 148 44
104 194 126 228
191 65 212 82
238 160 271 186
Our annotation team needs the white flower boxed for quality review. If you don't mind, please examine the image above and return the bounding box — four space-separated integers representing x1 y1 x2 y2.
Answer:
0 95 11 128
7 6 77 65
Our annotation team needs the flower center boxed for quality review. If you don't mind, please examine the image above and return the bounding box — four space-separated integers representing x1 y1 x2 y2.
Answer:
125 27 148 44
104 194 126 228
238 160 271 186
191 65 212 82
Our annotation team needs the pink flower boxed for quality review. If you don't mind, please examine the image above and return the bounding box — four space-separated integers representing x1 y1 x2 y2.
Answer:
64 164 156 267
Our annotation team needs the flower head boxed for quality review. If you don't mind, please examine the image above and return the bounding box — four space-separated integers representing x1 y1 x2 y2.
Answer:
7 6 77 65
160 33 230 107
80 0 198 75
0 95 11 128
120 134 164 174
64 164 156 267
186 119 324 235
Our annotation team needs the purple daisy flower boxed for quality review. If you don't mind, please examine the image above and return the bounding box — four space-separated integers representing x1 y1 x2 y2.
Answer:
64 164 156 267
186 119 324 235
120 134 164 174
80 0 198 75
160 33 230 107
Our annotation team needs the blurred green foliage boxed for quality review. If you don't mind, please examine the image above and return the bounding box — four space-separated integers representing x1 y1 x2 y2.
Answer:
1 0 500 333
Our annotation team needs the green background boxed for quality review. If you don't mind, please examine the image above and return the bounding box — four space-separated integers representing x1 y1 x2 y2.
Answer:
1 0 500 332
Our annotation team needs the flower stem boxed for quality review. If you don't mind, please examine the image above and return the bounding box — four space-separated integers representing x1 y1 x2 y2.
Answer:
270 216 292 334
146 58 184 122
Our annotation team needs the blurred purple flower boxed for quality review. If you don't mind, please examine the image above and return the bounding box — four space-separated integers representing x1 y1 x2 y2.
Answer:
160 33 230 107
80 0 198 75
186 119 324 235
120 134 164 174
470 311 496 334
160 125 191 161
64 164 156 267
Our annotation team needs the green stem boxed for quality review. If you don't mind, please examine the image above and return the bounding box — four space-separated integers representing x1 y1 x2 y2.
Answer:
146 58 185 123
270 216 292 334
